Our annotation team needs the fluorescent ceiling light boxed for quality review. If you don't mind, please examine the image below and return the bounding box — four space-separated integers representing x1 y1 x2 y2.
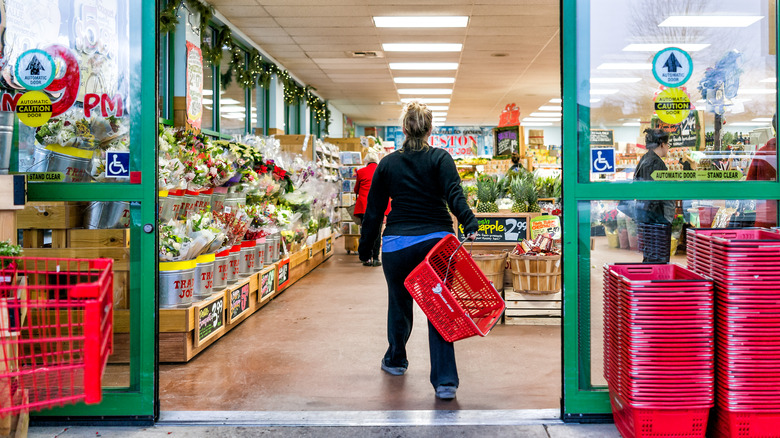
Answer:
401 97 451 104
433 117 447 121
590 77 642 84
530 112 562 117
590 89 620 95
221 105 246 113
432 112 448 117
753 118 774 122
549 98 562 103
730 122 770 126
590 98 601 103
203 90 213 96
427 105 449 111
373 16 468 28
390 63 458 70
394 77 455 84
659 15 763 28
383 43 462 52
761 77 777 83
738 88 776 95
222 114 245 119
522 122 553 127
539 105 562 111
397 88 453 95
220 98 241 105
622 43 710 52
623 122 641 127
597 63 652 70
523 117 561 122
203 99 213 105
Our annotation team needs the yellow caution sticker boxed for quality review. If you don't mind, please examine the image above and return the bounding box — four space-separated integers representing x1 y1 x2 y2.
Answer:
16 91 53 127
654 87 690 124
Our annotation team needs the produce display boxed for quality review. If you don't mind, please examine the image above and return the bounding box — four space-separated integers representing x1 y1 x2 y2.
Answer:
157 125 339 265
511 234 560 256
468 170 559 215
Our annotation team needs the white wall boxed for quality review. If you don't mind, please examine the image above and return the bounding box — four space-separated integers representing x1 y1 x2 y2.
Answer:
327 103 344 138
267 75 285 131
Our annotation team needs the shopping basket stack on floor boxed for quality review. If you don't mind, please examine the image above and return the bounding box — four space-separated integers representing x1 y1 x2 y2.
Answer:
636 223 671 259
687 228 780 438
404 234 505 343
603 264 714 438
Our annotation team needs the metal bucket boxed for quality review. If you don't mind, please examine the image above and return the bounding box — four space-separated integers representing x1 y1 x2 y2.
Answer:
228 245 241 283
211 187 228 213
159 191 175 222
255 238 266 269
168 190 184 220
213 249 230 290
239 240 256 275
47 150 92 182
193 253 215 300
0 112 13 174
196 189 212 214
266 235 277 262
159 260 196 308
273 233 282 261
84 201 131 229
180 190 199 218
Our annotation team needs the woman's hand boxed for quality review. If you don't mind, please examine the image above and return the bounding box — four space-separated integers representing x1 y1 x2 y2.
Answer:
466 232 477 241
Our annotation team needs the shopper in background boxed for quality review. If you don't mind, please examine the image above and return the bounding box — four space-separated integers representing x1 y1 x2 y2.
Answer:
746 113 778 228
508 153 524 172
358 101 478 401
354 152 388 267
634 128 675 263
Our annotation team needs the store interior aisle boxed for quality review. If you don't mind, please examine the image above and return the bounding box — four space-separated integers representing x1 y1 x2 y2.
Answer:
160 239 561 411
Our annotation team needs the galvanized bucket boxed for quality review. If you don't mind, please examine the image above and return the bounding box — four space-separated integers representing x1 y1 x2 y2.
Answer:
195 189 212 214
213 249 230 290
211 187 228 213
159 260 196 308
239 240 256 275
168 189 184 220
255 238 266 269
0 112 13 174
228 245 241 283
273 233 282 261
84 201 131 229
180 190 199 218
193 253 216 300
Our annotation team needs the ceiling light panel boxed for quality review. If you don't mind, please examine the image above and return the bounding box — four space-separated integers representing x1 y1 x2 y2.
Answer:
390 63 459 70
374 16 469 28
401 98 451 104
397 88 453 95
622 43 710 52
658 15 763 28
382 43 462 52
426 106 449 111
394 77 455 84
539 105 562 111
590 89 620 95
530 112 562 117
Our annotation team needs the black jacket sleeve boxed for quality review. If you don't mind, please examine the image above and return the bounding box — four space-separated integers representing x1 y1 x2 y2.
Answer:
358 165 389 261
439 152 478 236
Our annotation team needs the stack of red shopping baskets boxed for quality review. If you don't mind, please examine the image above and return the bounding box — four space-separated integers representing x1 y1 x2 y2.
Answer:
687 228 780 437
603 264 714 438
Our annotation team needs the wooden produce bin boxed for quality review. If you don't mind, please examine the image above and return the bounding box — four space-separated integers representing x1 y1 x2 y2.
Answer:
503 289 561 325
275 134 314 160
343 234 360 254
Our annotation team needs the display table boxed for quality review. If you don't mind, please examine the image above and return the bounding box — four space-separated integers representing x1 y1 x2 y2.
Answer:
158 235 335 363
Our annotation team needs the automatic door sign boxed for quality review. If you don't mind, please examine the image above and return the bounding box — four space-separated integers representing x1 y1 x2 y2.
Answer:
653 48 693 88
590 147 615 174
15 49 55 91
106 151 130 178
655 88 691 124
16 91 52 127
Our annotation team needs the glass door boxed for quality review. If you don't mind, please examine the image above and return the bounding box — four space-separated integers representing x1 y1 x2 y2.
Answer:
7 0 157 419
562 0 780 417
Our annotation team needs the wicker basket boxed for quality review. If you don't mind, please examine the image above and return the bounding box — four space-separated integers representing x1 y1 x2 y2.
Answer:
471 252 507 291
508 253 561 294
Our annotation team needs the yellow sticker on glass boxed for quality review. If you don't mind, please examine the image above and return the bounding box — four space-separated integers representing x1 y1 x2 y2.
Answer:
16 91 53 127
654 87 690 124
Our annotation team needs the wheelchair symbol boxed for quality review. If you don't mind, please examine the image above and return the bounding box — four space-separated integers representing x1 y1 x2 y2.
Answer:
107 152 129 177
593 151 612 172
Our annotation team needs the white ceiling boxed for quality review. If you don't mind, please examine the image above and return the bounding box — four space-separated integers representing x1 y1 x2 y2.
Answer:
210 0 561 126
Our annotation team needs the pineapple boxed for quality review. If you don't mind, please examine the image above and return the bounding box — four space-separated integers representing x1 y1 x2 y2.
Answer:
509 178 527 213
526 180 541 213
476 176 500 213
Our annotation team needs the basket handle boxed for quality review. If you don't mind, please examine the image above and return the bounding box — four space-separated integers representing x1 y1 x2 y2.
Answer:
443 237 471 284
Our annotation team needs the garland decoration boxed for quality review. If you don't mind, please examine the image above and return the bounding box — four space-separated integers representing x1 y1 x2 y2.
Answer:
159 0 181 34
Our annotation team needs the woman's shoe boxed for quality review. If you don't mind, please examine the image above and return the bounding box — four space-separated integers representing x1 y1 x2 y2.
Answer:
372 259 382 267
435 385 457 400
362 259 373 266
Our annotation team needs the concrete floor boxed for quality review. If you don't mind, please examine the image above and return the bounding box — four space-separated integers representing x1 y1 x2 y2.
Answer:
159 240 562 411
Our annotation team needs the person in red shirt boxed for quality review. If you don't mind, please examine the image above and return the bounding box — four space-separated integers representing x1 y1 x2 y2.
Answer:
746 114 778 228
354 152 389 266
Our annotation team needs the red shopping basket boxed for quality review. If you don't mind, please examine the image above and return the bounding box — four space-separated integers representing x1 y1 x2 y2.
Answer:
404 234 505 342
0 256 113 417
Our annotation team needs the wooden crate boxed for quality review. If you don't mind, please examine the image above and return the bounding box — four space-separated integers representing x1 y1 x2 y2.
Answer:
16 202 83 229
68 229 130 248
289 247 309 268
503 288 561 325
343 234 359 254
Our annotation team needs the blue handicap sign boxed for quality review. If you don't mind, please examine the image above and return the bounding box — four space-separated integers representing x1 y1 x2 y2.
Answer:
590 148 615 174
106 151 130 178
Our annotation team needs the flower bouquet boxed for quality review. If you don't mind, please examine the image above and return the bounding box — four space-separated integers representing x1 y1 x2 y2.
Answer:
159 222 193 261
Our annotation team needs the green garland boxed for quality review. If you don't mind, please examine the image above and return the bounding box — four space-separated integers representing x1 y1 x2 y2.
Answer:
159 0 331 132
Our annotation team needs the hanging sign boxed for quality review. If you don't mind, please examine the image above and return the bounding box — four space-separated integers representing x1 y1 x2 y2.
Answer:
652 111 703 149
457 214 533 243
15 49 55 90
185 42 203 131
15 91 52 127
654 88 691 124
653 48 693 88
195 294 224 347
494 126 520 157
530 215 561 240
229 282 251 323
651 170 743 181
590 129 614 147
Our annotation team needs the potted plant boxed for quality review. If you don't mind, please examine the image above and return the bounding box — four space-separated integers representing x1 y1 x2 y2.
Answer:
602 209 620 248
617 213 630 249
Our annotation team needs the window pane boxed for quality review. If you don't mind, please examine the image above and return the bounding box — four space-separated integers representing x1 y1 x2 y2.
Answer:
581 0 777 183
220 49 247 136
159 34 169 120
252 87 265 135
202 28 214 132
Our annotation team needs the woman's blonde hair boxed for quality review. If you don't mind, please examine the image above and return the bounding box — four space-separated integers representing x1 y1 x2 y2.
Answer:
400 101 432 152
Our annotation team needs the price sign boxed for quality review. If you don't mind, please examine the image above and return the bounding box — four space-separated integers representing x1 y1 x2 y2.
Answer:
229 282 251 323
590 129 614 147
457 214 533 243
259 266 276 301
277 258 291 291
530 215 561 239
493 126 520 157
326 237 332 254
195 294 224 347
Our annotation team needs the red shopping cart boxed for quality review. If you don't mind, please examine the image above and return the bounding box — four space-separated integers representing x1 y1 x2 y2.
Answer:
404 234 505 343
0 256 113 417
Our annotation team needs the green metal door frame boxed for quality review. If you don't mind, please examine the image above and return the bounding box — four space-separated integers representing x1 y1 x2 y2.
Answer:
29 0 158 422
561 0 780 418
